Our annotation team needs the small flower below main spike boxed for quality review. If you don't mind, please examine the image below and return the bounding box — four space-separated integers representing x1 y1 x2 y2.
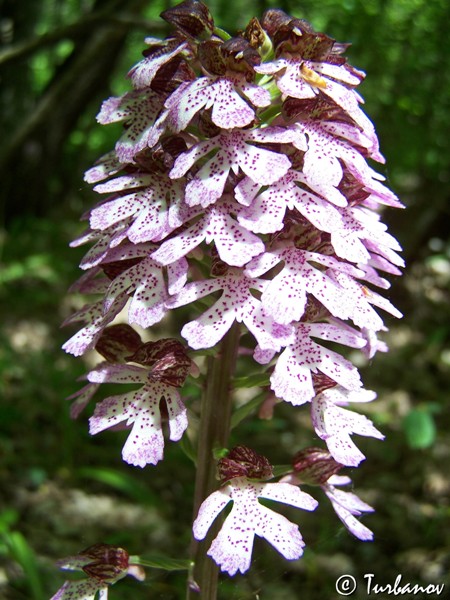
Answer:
193 448 318 576
51 543 144 600
284 448 374 540
87 362 188 468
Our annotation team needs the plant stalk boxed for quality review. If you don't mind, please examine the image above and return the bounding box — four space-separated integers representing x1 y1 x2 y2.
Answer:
186 322 241 600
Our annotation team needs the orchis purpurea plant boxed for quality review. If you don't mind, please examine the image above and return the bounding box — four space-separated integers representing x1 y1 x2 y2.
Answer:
57 1 404 598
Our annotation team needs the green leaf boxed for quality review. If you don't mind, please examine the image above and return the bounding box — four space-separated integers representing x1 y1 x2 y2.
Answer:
131 555 192 571
178 433 197 465
403 409 436 449
77 467 158 505
231 392 266 429
272 464 293 478
3 531 44 600
234 373 270 388
0 509 19 533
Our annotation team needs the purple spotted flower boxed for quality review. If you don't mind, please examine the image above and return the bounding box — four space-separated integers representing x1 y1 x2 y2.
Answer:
168 126 295 208
193 447 318 575
51 544 144 600
282 448 374 540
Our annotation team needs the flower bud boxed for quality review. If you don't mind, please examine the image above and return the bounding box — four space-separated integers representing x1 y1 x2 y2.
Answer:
244 17 272 59
312 372 338 396
95 324 142 363
68 543 130 583
126 338 192 388
160 0 214 41
292 447 343 485
217 445 273 484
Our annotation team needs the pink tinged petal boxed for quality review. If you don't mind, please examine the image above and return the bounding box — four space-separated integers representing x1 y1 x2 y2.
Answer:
239 80 271 107
211 79 256 129
313 61 361 86
254 58 286 75
67 382 100 419
307 322 366 350
311 396 383 466
242 302 294 352
365 179 404 209
276 63 317 99
121 408 165 467
89 390 145 434
154 204 263 267
270 346 315 406
301 131 346 207
50 579 103 600
253 346 276 365
93 173 153 194
97 91 163 163
166 278 225 309
184 158 230 207
151 218 206 265
193 488 232 541
244 251 280 278
165 78 212 132
89 383 187 468
323 486 374 541
84 151 122 184
62 294 129 357
260 273 307 324
207 509 255 576
271 323 363 405
181 298 236 350
78 223 131 270
258 482 318 512
254 504 305 561
238 186 286 234
211 209 264 267
237 143 291 186
253 248 359 324
129 270 168 329
87 363 147 385
167 257 188 295
163 388 188 441
323 386 377 406
169 138 216 179
128 42 189 89
89 194 142 231
325 431 366 467
234 176 260 207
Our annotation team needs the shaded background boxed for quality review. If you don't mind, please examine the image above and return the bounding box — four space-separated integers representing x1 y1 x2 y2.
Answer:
1 0 449 598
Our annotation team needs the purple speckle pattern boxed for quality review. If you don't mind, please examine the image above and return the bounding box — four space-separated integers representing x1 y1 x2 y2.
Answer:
50 578 105 600
311 387 384 467
193 477 318 576
61 6 405 575
88 367 187 468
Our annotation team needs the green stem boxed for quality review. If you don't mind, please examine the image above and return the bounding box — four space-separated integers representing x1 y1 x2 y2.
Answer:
186 322 241 600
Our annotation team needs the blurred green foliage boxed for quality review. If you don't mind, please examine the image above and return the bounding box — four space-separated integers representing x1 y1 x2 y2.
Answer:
1 0 449 598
